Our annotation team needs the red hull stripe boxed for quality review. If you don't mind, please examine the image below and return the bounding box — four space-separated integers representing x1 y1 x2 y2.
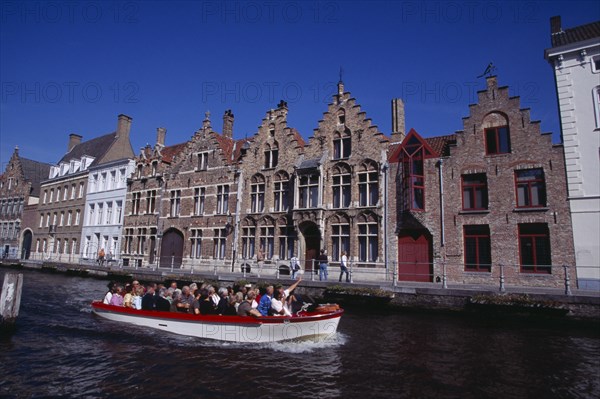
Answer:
91 301 343 325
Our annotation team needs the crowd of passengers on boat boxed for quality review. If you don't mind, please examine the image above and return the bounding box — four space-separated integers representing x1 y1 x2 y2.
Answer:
102 278 304 317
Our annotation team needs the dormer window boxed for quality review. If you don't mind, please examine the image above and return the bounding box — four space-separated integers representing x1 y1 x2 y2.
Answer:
485 126 511 154
264 142 279 169
337 109 346 125
483 112 511 155
197 153 208 171
333 129 351 159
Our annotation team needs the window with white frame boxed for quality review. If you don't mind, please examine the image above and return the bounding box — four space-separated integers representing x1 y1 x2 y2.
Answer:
259 223 275 260
250 175 265 213
170 190 181 217
197 152 209 171
115 202 122 224
278 224 295 260
213 228 226 259
190 229 202 258
242 221 256 259
146 190 156 214
332 164 351 208
298 174 319 208
331 218 350 262
264 142 279 169
274 172 290 212
75 210 80 225
358 162 379 207
63 186 68 201
106 202 113 224
194 187 205 215
67 211 72 226
358 214 378 263
594 86 600 129
216 185 229 214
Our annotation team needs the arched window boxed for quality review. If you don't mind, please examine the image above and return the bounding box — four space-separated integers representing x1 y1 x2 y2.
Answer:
190 229 202 259
400 135 425 210
278 216 295 260
259 217 275 259
264 141 279 169
358 160 379 207
250 174 265 213
241 218 256 259
333 129 351 159
357 213 378 263
483 112 510 155
330 214 350 261
337 109 346 125
274 171 290 212
332 164 351 208
593 86 600 129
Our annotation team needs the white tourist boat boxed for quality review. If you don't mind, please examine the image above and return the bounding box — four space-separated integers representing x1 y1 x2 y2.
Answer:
91 301 343 343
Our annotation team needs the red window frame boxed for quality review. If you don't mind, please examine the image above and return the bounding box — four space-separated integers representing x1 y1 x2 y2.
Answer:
484 126 511 155
463 225 491 272
400 142 425 211
515 168 546 208
519 223 551 274
461 174 488 211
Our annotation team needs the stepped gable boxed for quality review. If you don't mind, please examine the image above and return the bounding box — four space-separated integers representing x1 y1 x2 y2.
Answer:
304 82 389 150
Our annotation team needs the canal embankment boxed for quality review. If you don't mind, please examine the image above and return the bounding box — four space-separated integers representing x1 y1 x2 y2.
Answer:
2 259 598 322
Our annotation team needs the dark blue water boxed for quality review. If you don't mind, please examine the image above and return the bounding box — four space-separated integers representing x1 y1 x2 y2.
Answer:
1 269 599 398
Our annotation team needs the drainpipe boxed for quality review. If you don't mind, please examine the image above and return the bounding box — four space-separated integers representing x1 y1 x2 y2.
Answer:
438 158 445 247
232 169 243 272
382 159 389 272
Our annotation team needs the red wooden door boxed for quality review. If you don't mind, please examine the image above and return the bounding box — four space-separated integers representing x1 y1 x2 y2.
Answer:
398 232 432 282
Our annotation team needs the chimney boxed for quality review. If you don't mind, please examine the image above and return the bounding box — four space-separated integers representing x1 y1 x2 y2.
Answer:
68 133 82 152
156 127 167 147
116 114 132 138
391 98 405 142
222 110 234 138
550 15 562 34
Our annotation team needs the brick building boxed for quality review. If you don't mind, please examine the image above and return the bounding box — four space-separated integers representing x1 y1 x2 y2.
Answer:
0 147 51 259
388 76 575 287
31 114 135 262
236 101 305 273
121 111 248 269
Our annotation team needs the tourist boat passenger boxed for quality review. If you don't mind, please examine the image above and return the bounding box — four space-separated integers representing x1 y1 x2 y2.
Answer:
123 285 134 308
237 291 262 317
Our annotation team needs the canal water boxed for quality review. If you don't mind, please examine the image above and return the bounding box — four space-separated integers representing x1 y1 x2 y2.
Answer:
1 269 598 398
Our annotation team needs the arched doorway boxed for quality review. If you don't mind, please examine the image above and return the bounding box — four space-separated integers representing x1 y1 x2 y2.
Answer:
21 230 33 259
160 228 184 268
299 222 321 273
398 230 433 282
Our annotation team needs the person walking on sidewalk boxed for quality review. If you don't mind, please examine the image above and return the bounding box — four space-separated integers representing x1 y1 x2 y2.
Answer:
339 250 350 282
317 249 329 281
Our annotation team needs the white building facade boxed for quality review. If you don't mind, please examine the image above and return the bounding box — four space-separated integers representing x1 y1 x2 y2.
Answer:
81 159 135 261
545 16 600 290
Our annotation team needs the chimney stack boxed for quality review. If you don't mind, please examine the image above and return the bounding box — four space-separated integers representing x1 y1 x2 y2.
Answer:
391 98 405 142
222 110 234 138
550 15 562 34
117 114 132 138
68 133 82 152
156 127 167 147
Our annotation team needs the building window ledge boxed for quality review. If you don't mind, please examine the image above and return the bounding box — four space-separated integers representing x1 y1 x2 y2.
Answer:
513 207 549 213
459 210 490 215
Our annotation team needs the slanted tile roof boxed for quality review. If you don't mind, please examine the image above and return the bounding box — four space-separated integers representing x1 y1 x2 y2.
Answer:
425 134 456 157
551 20 600 47
20 157 52 197
160 142 187 163
213 133 236 165
59 132 117 166
289 128 305 148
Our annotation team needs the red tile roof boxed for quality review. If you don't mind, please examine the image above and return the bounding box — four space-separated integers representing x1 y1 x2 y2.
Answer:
425 134 456 157
160 142 187 163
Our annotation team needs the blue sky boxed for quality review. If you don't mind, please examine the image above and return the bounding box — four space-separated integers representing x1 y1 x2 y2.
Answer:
1 0 599 168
